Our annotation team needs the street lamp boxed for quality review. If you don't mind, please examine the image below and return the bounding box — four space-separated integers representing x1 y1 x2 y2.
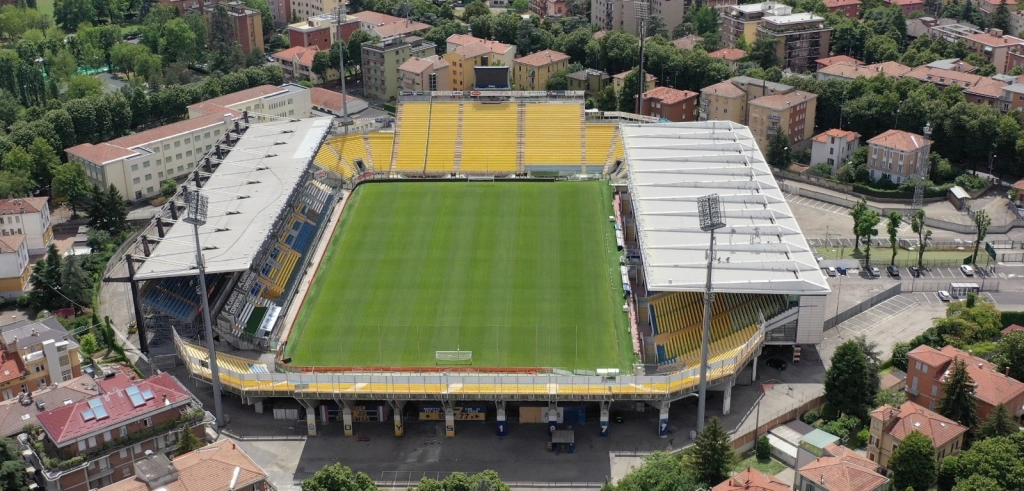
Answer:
696 194 725 433
183 187 225 428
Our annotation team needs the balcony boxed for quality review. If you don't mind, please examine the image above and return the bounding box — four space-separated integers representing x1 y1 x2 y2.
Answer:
768 113 780 121
767 124 780 133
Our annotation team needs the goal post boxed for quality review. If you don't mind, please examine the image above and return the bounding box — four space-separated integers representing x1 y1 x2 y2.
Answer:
435 350 473 365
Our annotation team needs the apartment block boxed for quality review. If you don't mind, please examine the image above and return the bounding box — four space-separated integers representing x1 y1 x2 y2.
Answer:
0 374 99 438
906 345 1024 421
0 235 29 296
720 1 793 48
672 34 704 50
612 70 657 93
823 0 860 17
810 129 860 174
268 0 288 27
902 65 1007 107
443 35 516 91
566 69 612 95
0 197 52 253
756 13 832 73
866 129 932 184
640 86 700 121
882 0 924 16
708 48 746 71
0 317 82 401
67 85 311 200
929 24 1024 73
867 401 967 468
99 439 271 491
446 34 516 66
698 76 794 123
349 10 431 38
530 0 566 16
289 0 342 22
591 0 735 39
815 54 862 71
24 372 208 491
747 90 817 151
513 49 571 91
273 45 340 84
398 56 451 91
362 36 437 101
218 2 264 54
815 60 911 81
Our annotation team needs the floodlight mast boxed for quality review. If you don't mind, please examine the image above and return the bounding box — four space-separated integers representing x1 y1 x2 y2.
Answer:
183 187 225 428
634 1 649 115
911 122 933 213
696 194 726 433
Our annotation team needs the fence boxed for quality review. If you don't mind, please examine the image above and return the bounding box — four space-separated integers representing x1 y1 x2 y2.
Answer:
729 396 826 451
823 284 901 330
902 280 999 292
810 237 979 252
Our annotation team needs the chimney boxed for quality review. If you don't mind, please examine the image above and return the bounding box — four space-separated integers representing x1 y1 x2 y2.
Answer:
1007 366 1012 376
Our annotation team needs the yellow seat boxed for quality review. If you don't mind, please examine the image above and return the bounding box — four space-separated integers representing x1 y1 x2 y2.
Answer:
425 103 460 172
461 104 518 172
523 104 582 166
395 102 430 171
585 125 616 167
367 132 394 170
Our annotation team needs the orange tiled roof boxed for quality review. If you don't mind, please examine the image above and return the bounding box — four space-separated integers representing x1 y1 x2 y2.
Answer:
0 235 25 254
868 129 932 153
1002 324 1024 334
702 79 747 98
798 445 888 491
195 85 283 110
100 439 268 491
964 31 1024 47
817 55 863 67
824 0 861 6
446 34 513 54
514 49 569 67
0 197 48 214
272 45 320 67
817 61 911 79
909 345 1024 407
712 467 790 491
870 401 967 448
643 86 698 105
902 65 1007 99
708 48 747 61
64 142 138 165
310 88 361 112
812 128 860 143
749 90 816 110
672 34 704 50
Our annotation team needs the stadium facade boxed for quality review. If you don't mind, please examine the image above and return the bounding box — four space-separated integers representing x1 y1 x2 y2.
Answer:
108 93 828 438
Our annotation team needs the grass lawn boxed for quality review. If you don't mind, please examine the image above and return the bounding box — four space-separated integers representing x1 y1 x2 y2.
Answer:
285 181 631 370
733 454 786 476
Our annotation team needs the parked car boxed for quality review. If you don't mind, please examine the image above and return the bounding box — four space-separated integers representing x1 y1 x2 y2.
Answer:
887 265 900 277
938 290 952 302
766 358 788 371
868 267 880 277
909 266 921 277
836 266 848 276
826 267 837 277
960 265 975 276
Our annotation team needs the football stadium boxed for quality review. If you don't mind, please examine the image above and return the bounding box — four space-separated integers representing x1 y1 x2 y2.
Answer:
111 90 829 437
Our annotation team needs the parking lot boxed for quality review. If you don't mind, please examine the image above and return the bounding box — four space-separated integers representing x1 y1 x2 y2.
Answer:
784 193 849 216
831 295 919 334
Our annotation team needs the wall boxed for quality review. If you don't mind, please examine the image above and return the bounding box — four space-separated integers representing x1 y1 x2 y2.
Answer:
796 295 826 344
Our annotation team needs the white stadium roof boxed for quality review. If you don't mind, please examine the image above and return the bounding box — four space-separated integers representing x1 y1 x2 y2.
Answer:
622 121 829 295
134 117 332 280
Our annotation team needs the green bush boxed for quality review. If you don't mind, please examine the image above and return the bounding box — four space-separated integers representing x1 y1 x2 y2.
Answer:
756 435 771 460
954 173 988 192
856 428 870 448
1001 311 1024 328
801 408 821 425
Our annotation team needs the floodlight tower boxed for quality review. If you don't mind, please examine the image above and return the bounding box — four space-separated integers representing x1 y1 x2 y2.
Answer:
184 187 225 428
696 193 726 433
911 122 933 213
334 5 350 134
635 1 649 115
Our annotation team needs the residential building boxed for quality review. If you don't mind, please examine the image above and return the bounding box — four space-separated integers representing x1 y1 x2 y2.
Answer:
719 1 793 48
566 69 612 95
591 0 735 39
99 439 271 491
747 90 817 151
639 87 700 121
0 374 99 438
796 444 889 491
444 36 516 91
710 467 789 491
612 70 657 93
815 60 912 81
530 0 566 16
309 87 369 116
349 10 431 38
513 49 571 91
1006 49 1024 73
67 85 311 200
0 197 53 253
902 65 1007 107
979 0 1018 21
815 54 862 71
823 0 860 17
288 0 342 22
708 48 746 70
1012 10 1024 39
0 317 82 400
268 0 288 27
810 128 860 174
287 14 351 50
362 36 437 101
216 2 264 54
273 45 340 84
698 76 794 123
672 34 704 50
906 345 1024 421
0 235 29 296
756 13 832 73
929 24 1024 73
926 57 977 72
24 372 208 491
882 0 924 16
398 56 452 91
867 401 968 467
866 129 932 184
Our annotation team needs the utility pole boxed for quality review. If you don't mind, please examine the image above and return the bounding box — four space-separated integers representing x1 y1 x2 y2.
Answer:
911 122 933 214
334 5 350 134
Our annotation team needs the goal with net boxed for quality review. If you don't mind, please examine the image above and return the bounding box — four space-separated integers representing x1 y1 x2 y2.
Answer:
435 351 473 365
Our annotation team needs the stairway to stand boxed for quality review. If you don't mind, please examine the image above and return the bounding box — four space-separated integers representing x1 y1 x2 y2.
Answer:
388 104 403 173
453 102 465 173
579 106 588 175
516 103 526 173
361 133 373 171
602 127 621 175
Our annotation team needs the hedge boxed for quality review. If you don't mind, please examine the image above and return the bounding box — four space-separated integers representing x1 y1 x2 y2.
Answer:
1002 311 1024 328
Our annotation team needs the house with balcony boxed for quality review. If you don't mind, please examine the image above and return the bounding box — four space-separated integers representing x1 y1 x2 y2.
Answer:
796 444 889 491
719 2 794 48
512 50 570 91
867 401 967 467
747 90 818 152
866 129 932 184
98 439 271 491
0 197 53 254
0 317 82 401
929 24 1024 73
810 128 860 174
823 0 860 17
698 76 795 123
906 345 1024 422
25 372 210 491
756 13 832 73
0 374 99 438
566 69 612 96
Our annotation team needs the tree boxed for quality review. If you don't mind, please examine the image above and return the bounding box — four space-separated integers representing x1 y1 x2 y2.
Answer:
301 463 382 491
993 0 1011 34
766 130 791 169
857 209 881 266
546 70 569 90
978 403 1017 439
60 254 93 309
346 30 378 72
462 0 491 21
952 474 1003 491
79 333 99 357
647 15 667 38
875 387 908 407
161 179 178 199
684 416 734 486
616 68 643 112
510 0 528 13
864 34 900 63
27 137 59 188
886 211 903 265
1 145 35 188
938 357 979 430
971 210 991 265
311 50 332 84
950 434 1024 490
995 331 1024 382
52 163 91 214
850 198 868 251
0 437 27 491
55 0 97 30
891 341 912 372
610 452 701 491
27 245 63 310
890 430 937 491
825 340 876 419
749 37 778 69
175 427 203 456
160 18 199 64
910 208 932 269
756 435 771 460
87 184 128 235
937 455 959 491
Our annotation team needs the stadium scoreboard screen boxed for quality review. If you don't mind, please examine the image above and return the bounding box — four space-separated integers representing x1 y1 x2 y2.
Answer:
475 66 510 89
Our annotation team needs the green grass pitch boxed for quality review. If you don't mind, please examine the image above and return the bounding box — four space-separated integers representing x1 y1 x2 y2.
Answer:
285 181 632 371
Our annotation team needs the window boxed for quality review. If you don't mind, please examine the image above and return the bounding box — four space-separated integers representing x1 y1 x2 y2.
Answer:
120 426 127 437
164 144 170 150
931 385 938 396
174 141 181 147
88 436 97 448
143 417 152 427
78 440 87 452
922 365 928 374
204 132 211 139
131 164 139 172
119 448 128 459
143 161 151 168
178 166 184 173
159 172 164 178
133 177 140 185
186 150 192 157
145 174 152 181
184 138 191 144
147 186 154 194
123 468 132 478
134 443 142 454
103 431 111 442
156 158 162 165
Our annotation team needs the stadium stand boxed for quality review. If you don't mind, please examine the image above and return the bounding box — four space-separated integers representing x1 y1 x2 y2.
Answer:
460 103 519 172
367 132 393 171
328 135 370 177
425 102 460 172
394 102 431 171
586 125 616 169
523 103 583 169
178 340 271 375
